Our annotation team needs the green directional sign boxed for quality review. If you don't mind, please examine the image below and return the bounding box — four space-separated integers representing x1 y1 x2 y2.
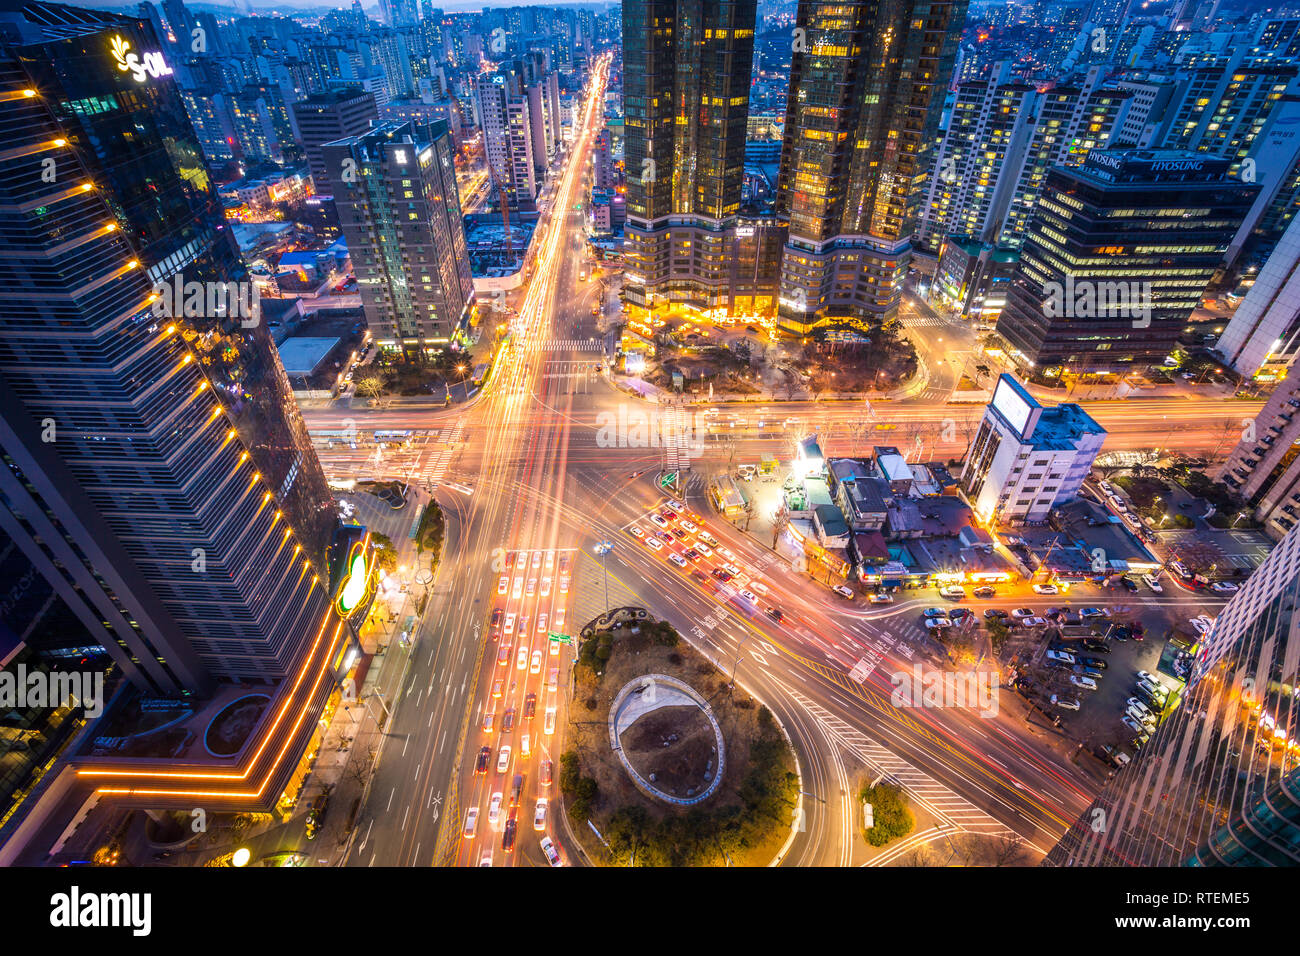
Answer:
547 632 573 644
660 472 678 489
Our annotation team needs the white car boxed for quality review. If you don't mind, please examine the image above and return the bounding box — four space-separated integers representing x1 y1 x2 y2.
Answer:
1126 698 1156 722
531 650 543 674
504 613 516 636
1045 649 1076 664
717 547 739 563
924 617 952 629
1188 617 1213 636
1011 608 1036 619
498 576 509 595
1099 480 1115 494
679 520 698 533
487 792 503 829
497 745 511 773
649 514 669 528
1020 616 1048 627
545 552 554 570
939 585 965 599
533 798 548 831
646 537 664 551
739 589 758 603
540 835 562 866
749 581 768 596
532 551 542 569
536 613 548 633
832 585 855 599
694 543 713 557
1050 695 1081 711
666 499 686 512
868 593 894 604
1031 584 1059 595
668 553 688 569
723 563 742 577
1210 581 1238 594
512 577 523 600
526 578 536 596
1170 560 1191 579
516 646 529 670
554 608 565 630
1141 574 1163 593
1070 674 1099 691
1120 714 1145 735
629 526 645 538
463 807 479 838
520 733 532 757
543 707 556 735
541 577 552 596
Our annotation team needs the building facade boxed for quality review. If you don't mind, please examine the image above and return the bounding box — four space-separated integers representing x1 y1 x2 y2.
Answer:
324 120 474 353
291 87 379 192
1216 211 1300 379
1220 360 1300 540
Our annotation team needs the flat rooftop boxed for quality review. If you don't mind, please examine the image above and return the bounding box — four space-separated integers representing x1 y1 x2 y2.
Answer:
277 336 341 376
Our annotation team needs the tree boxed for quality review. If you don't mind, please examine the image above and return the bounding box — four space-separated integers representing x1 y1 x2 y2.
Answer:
859 781 915 847
355 375 385 398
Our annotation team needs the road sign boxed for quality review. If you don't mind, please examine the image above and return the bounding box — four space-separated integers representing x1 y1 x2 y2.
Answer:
660 471 678 489
547 632 572 644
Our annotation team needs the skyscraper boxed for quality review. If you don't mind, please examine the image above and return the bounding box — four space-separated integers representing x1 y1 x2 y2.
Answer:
291 87 379 192
995 149 1257 373
1216 211 1300 380
774 0 968 335
0 2 337 690
1046 522 1300 866
622 0 757 314
1219 358 1300 539
324 120 474 354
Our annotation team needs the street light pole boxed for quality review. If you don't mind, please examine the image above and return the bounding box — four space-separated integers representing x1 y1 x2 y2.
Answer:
593 541 612 618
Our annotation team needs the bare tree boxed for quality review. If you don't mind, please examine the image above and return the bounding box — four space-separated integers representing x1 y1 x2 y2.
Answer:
895 844 942 867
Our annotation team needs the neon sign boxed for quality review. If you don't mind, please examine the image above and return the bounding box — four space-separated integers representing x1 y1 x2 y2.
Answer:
111 35 174 84
337 552 368 613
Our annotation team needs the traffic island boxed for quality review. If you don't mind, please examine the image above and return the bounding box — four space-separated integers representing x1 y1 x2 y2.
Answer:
560 615 798 866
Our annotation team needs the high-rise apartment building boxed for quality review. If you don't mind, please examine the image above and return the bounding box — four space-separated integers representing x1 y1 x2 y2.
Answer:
774 0 968 335
324 120 474 354
996 149 1257 372
0 2 337 689
476 72 537 207
1216 212 1300 379
622 0 757 314
291 87 379 191
1220 360 1300 539
1046 522 1300 865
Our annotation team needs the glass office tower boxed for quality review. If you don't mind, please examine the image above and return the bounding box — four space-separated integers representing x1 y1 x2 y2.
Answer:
0 2 335 691
1046 523 1300 866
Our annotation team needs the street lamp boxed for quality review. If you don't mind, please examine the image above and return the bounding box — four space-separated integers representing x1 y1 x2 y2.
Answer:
593 541 613 618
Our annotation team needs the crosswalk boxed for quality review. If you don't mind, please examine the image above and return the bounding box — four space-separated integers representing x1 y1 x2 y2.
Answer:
660 405 693 474
541 360 602 379
919 387 950 402
540 338 605 352
420 421 462 485
902 314 954 330
783 685 1013 834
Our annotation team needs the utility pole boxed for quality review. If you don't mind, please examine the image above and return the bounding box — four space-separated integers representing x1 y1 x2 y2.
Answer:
593 541 613 618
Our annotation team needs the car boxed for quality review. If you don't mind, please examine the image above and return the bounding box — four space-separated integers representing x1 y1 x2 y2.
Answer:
949 608 973 622
541 577 552 597
534 798 548 831
531 650 543 674
668 552 688 569
665 499 686 513
491 608 503 631
543 707 556 735
1079 607 1108 618
1210 581 1239 594
1141 574 1163 593
1044 607 1067 621
526 578 536 596
698 531 719 547
868 593 894 604
531 551 542 569
520 733 531 757
1120 714 1146 735
523 693 537 719
711 568 732 582
498 576 509 595
1082 640 1110 654
512 577 523 599
515 646 528 670
487 792 503 828
540 835 562 866
738 588 758 603
1137 678 1166 701
1119 577 1139 593
540 759 553 788
922 607 949 618
629 526 645 538
1170 560 1192 579
680 520 698 533
972 586 996 598
475 746 490 775
683 548 701 562
1050 695 1081 711
482 711 496 733
536 613 548 634
545 552 554 570
1070 674 1099 691
649 514 668 528
1045 649 1076 665
1031 583 1059 595
722 564 742 578
1080 655 1108 670
503 706 517 730
1104 744 1132 768
717 546 739 562
501 817 517 853
694 543 713 557
496 745 511 773
548 667 558 691
939 585 965 599
646 537 664 551
925 617 952 630
554 608 565 630
492 679 504 698
1079 665 1106 679
1011 607 1036 619
503 611 517 635
1019 616 1048 627
832 584 855 599
559 573 570 593
463 807 479 838
984 608 1008 620
1099 480 1115 494
670 528 687 540
750 581 768 596
496 643 511 666
765 606 784 621
1188 617 1213 636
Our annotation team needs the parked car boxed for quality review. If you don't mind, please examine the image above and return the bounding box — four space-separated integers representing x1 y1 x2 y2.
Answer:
1079 607 1108 618
1210 581 1238 594
939 585 966 599
1120 714 1146 735
1082 640 1110 653
868 593 894 604
1070 674 1099 691
984 608 1009 620
1045 649 1076 665
1080 655 1108 670
832 584 855 599
1141 574 1163 593
949 608 973 622
924 617 952 630
1018 616 1048 627
972 586 996 598
923 607 950 618
1011 608 1036 619
1031 583 1059 595
1119 577 1139 593
1050 695 1081 711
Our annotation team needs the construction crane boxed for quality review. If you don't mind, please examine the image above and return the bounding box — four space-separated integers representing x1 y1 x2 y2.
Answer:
486 160 514 267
